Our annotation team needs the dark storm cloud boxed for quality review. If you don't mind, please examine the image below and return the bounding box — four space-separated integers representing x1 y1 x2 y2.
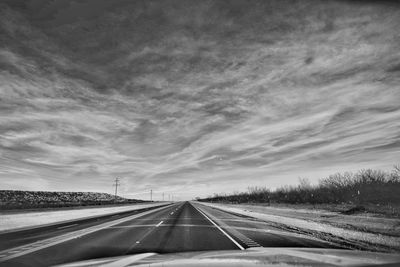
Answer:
0 0 399 199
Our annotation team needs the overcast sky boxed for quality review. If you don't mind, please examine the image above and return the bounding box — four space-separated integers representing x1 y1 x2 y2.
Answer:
0 0 399 200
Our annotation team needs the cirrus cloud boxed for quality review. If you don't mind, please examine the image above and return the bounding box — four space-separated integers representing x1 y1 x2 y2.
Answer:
0 0 399 199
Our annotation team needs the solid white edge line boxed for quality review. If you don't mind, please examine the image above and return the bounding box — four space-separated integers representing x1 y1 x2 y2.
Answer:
57 224 78 230
156 221 163 227
193 205 245 250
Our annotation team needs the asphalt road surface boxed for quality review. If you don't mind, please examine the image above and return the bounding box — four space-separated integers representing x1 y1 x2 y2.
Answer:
0 202 339 267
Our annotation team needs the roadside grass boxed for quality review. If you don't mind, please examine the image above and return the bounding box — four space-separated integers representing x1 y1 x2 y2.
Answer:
233 202 400 218
199 166 400 217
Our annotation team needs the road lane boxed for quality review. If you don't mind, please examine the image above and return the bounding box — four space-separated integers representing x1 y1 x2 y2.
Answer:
124 202 239 253
1 201 342 267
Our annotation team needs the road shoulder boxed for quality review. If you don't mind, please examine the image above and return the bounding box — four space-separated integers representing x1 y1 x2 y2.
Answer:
196 202 400 253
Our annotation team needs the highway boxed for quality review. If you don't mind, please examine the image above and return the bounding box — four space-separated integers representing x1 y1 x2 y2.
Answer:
0 202 340 267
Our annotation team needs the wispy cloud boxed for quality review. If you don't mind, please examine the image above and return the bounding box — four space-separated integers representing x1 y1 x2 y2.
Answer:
1 0 399 199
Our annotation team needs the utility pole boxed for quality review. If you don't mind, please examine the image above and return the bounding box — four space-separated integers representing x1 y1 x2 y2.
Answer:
150 189 153 201
162 192 164 201
113 178 120 200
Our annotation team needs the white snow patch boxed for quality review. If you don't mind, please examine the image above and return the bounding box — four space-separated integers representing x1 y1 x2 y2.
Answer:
0 202 168 232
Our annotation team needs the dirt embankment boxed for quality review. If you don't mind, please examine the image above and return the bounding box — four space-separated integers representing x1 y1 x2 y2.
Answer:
0 190 145 210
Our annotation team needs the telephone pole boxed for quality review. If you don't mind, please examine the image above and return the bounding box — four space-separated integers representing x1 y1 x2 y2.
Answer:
113 178 121 200
162 192 165 201
150 189 153 201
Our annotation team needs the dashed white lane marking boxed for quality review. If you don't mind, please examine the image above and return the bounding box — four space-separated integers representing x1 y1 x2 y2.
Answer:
193 205 245 250
156 221 163 227
57 224 78 230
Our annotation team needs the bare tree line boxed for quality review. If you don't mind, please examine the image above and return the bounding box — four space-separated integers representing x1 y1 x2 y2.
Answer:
199 166 400 206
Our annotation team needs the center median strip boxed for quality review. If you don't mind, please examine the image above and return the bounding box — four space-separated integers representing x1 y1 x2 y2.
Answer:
0 204 173 263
